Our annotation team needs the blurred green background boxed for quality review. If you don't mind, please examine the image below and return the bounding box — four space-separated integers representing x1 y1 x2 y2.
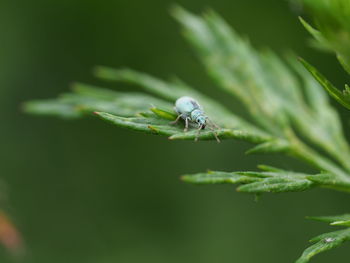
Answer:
1 0 349 262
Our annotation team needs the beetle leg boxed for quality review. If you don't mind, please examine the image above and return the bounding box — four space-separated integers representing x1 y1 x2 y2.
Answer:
184 117 189 132
195 124 203 142
170 114 183 125
213 131 221 143
208 126 221 143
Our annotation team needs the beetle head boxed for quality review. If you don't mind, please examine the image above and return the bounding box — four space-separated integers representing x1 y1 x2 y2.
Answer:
196 116 206 129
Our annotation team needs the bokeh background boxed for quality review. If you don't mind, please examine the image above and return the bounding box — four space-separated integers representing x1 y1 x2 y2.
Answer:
1 0 349 262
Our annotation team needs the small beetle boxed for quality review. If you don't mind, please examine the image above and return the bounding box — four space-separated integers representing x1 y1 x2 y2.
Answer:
172 96 220 142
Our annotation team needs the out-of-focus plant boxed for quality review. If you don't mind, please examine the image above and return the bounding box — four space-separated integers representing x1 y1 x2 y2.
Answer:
0 211 24 256
0 182 23 255
24 1 350 262
298 0 350 109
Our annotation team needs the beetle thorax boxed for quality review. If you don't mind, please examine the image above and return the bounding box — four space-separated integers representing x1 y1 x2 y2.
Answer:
191 109 206 127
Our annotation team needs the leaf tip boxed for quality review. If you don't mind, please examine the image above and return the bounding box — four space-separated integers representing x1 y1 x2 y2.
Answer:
236 186 243 192
298 16 306 25
69 81 79 90
297 56 306 63
148 125 159 133
169 4 184 17
21 101 30 113
180 175 188 182
92 65 104 77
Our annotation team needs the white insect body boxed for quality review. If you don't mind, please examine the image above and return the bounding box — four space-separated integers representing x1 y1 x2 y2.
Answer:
172 96 220 142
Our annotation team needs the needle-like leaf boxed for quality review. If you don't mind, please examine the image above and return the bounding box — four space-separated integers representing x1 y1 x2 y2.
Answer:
299 58 350 110
183 168 317 194
307 214 350 224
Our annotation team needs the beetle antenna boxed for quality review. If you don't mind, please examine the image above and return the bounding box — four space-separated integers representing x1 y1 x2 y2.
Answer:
207 118 220 129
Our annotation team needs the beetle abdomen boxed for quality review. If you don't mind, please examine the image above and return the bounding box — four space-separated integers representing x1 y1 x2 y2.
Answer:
175 96 201 116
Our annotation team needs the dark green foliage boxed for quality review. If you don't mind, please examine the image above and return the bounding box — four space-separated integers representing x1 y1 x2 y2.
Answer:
295 3 350 258
24 7 350 174
298 0 350 108
24 3 350 263
300 0 350 71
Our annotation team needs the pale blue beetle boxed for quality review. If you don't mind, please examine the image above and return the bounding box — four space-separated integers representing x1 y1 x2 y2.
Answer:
172 96 220 142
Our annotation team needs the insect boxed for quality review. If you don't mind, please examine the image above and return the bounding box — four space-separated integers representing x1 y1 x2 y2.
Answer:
171 96 220 142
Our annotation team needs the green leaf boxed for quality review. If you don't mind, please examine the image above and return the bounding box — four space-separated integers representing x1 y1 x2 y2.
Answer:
237 176 313 193
150 107 177 121
93 67 266 134
307 173 350 193
296 213 350 262
307 214 350 224
172 6 350 172
94 112 181 137
184 167 350 194
296 229 350 263
23 6 350 262
67 83 174 116
25 83 174 119
285 54 350 172
246 140 290 154
169 128 268 143
24 6 350 177
183 169 315 194
299 0 350 74
331 221 350 227
172 6 291 135
299 17 331 51
256 165 285 172
299 58 350 110
181 171 259 184
23 99 83 119
93 67 189 101
25 73 271 143
94 111 269 143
